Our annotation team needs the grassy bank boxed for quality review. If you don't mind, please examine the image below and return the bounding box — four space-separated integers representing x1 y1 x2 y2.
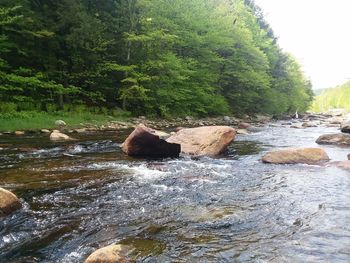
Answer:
0 111 130 132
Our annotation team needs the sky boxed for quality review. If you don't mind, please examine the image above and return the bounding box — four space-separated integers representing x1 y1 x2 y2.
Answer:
254 0 350 90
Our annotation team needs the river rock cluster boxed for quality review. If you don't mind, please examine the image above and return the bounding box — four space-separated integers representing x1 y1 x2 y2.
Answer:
261 111 350 168
122 124 237 157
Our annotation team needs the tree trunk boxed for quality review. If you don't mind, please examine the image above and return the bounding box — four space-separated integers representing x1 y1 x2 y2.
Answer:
58 94 64 110
126 41 131 63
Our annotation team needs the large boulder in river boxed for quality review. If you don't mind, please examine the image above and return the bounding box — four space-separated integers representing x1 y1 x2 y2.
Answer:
122 125 180 157
262 148 329 165
85 244 133 263
0 188 22 217
316 133 350 145
166 126 236 156
50 130 74 141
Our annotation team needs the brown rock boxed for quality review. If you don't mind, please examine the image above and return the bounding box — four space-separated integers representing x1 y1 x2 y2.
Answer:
40 129 51 133
14 131 25 135
236 129 249 135
166 126 236 156
152 130 170 139
174 127 184 132
262 148 330 165
0 188 22 217
85 244 133 263
327 117 343 124
238 122 251 129
302 122 318 128
290 124 304 129
50 131 74 141
255 114 272 123
86 127 98 132
74 128 87 133
122 125 180 157
316 133 350 145
325 124 340 128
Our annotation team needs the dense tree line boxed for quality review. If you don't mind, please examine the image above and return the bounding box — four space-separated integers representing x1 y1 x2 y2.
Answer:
0 0 313 117
312 81 350 112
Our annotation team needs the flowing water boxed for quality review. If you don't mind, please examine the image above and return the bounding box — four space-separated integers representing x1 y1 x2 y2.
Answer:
0 123 350 262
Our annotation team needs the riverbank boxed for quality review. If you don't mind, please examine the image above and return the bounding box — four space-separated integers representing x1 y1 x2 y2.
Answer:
0 111 130 132
0 110 273 134
1 110 346 136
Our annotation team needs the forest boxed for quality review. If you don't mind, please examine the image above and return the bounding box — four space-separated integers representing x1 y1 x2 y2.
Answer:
0 0 314 118
312 81 350 112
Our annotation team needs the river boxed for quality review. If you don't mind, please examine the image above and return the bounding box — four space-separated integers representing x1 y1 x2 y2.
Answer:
0 122 349 262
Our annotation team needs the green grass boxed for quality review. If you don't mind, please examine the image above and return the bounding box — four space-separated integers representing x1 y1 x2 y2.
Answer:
0 111 130 132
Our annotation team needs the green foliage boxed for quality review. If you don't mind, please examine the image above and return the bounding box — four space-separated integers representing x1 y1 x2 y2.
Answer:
0 0 313 117
311 81 350 112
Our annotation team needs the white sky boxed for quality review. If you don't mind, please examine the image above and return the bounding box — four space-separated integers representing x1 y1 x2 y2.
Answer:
254 0 350 90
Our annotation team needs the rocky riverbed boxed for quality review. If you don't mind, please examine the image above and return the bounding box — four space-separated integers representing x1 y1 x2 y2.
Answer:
0 114 350 262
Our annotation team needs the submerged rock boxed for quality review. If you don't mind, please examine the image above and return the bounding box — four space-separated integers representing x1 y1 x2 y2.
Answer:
166 126 236 156
290 124 304 129
50 130 74 141
302 122 318 128
262 148 329 165
0 188 22 217
122 124 180 157
316 133 350 145
334 160 350 170
85 244 133 263
238 122 251 129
